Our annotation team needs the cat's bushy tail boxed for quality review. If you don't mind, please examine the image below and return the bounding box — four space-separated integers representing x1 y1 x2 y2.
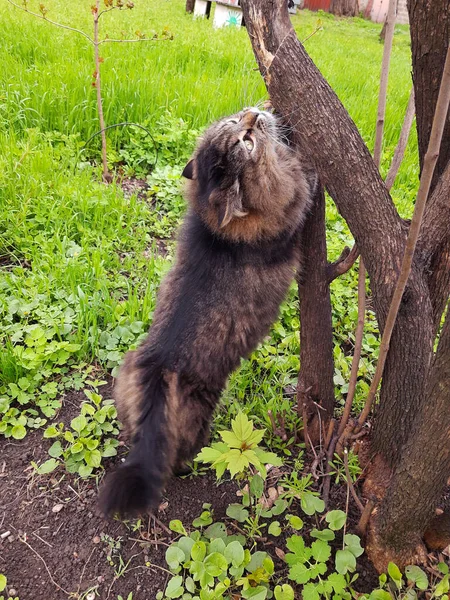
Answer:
99 366 171 517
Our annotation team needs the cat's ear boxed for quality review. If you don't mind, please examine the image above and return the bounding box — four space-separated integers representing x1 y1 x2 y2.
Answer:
215 181 248 229
182 159 196 180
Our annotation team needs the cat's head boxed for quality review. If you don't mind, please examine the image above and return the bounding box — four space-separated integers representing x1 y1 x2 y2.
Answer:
183 108 307 236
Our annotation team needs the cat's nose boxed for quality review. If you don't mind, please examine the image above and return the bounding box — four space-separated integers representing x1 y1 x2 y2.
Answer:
242 111 259 128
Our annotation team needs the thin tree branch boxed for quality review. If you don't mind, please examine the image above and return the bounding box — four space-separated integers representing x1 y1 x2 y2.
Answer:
385 87 416 190
336 0 397 444
93 0 110 183
327 244 360 283
337 261 366 438
6 0 95 44
344 448 364 514
98 37 170 44
373 0 397 167
357 45 450 428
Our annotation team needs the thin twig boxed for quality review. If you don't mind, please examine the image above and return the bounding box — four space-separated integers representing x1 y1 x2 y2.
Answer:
357 499 375 537
337 261 366 439
373 0 398 167
343 449 364 514
385 87 415 190
6 0 95 44
327 244 360 283
358 45 450 428
19 534 70 595
150 513 172 536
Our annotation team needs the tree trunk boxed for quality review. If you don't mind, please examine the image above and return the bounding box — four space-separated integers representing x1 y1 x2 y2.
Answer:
186 0 196 13
329 0 359 16
408 0 450 190
297 186 335 444
240 0 435 468
240 0 450 568
367 309 450 571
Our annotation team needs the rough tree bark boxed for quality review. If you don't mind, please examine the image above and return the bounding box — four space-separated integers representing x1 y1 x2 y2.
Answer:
297 186 335 443
408 0 450 187
372 0 450 457
329 0 359 17
240 0 450 568
367 309 450 571
240 0 436 467
408 0 450 338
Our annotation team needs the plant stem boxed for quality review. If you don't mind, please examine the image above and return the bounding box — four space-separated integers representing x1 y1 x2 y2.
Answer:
385 87 415 190
93 0 110 183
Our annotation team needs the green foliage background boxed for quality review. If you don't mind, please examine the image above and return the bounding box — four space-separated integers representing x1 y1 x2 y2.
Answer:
0 0 418 441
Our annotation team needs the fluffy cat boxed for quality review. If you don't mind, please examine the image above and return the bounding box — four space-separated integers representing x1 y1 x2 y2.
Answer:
99 108 316 517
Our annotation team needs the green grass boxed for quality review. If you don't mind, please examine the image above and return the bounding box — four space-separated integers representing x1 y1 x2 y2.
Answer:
0 0 418 446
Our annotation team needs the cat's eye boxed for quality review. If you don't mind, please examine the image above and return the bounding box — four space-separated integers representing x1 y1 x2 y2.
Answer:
227 118 239 124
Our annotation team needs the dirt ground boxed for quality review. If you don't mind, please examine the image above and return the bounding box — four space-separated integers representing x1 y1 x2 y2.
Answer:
1 383 382 600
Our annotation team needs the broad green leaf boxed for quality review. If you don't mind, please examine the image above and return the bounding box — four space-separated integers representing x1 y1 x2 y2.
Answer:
166 546 186 570
302 583 320 600
169 520 187 536
195 446 225 464
435 574 450 596
335 549 356 574
44 425 59 438
166 576 184 599
224 540 245 567
268 521 282 536
78 464 93 478
185 577 195 594
310 528 335 541
36 458 58 475
253 448 283 467
0 574 6 592
204 552 228 576
289 562 312 584
301 492 325 515
388 562 403 589
326 510 347 530
177 536 195 559
191 540 207 562
245 551 268 573
286 535 310 564
11 424 26 439
344 533 364 557
231 412 254 444
271 498 288 516
226 503 249 523
192 511 213 528
102 445 117 458
71 415 87 433
250 474 264 498
204 522 227 540
287 515 303 530
369 590 393 600
405 566 428 591
71 441 84 454
208 537 226 554
48 440 63 458
84 449 101 468
274 584 294 600
242 586 267 600
311 539 332 563
327 573 347 594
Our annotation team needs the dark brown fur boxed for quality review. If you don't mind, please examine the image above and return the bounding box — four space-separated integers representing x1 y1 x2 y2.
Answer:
99 108 316 517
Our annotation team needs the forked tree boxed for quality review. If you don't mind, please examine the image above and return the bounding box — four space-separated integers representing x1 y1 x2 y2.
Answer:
240 0 450 571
